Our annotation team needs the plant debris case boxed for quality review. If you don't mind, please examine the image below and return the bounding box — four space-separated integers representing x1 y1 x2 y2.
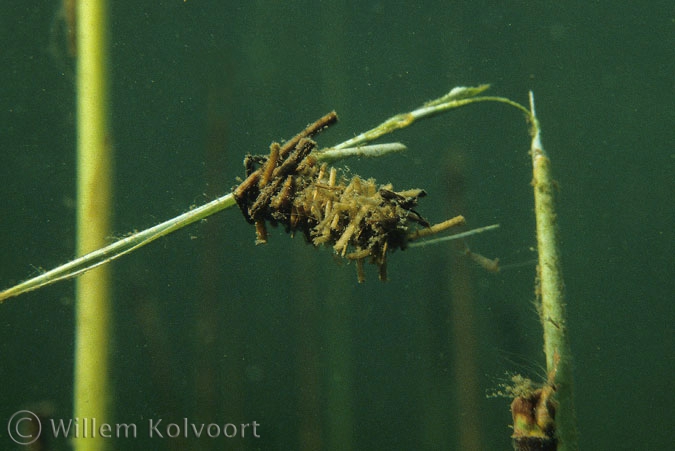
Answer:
233 112 465 282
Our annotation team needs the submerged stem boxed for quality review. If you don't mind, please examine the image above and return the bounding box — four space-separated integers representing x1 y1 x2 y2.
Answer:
407 224 500 248
1 85 528 301
332 85 530 150
74 0 113 447
528 92 578 450
0 194 236 302
316 142 407 163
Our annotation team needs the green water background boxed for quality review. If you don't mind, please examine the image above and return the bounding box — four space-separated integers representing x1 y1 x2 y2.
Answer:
1 1 672 449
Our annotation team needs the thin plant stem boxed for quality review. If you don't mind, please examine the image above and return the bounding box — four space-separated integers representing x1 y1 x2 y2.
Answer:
529 92 578 450
407 224 500 248
73 0 112 449
330 85 530 150
0 85 527 302
315 142 406 163
0 194 237 302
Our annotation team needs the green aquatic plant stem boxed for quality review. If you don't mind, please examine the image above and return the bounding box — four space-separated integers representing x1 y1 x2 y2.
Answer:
407 223 500 248
0 193 238 302
0 141 403 302
330 84 530 150
528 92 578 450
0 85 517 302
74 0 112 450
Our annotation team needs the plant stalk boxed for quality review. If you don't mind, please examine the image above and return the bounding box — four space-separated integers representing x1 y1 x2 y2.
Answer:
529 92 578 450
0 85 513 301
73 1 112 449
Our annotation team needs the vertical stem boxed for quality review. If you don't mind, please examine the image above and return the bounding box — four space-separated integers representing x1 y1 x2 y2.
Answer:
324 294 354 450
74 1 112 449
319 4 354 450
445 161 483 450
529 92 578 450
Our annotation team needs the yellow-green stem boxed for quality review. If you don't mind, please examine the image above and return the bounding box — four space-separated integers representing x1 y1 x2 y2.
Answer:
529 92 578 450
74 1 112 449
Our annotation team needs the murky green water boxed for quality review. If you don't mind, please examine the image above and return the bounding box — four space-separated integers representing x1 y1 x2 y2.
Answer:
1 1 671 449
